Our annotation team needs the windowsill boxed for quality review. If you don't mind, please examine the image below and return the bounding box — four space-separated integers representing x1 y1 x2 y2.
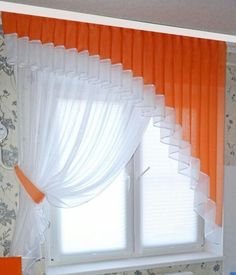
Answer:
46 251 223 275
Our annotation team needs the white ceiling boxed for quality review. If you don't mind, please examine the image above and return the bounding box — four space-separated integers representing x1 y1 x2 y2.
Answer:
0 0 236 42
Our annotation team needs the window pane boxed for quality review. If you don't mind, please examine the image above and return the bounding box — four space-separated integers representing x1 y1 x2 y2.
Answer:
140 121 198 248
57 172 128 255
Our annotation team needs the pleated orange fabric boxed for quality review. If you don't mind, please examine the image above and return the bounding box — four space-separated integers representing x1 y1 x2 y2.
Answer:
2 12 226 225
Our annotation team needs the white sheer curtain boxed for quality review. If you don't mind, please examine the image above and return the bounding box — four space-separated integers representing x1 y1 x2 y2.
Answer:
5 34 165 273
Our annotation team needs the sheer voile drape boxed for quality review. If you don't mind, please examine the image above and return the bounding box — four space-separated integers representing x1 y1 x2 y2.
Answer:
2 11 225 272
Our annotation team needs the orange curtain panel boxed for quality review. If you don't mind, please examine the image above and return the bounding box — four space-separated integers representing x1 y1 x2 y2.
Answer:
0 257 22 275
2 12 226 225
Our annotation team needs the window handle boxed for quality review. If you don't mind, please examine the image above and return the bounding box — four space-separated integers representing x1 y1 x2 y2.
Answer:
137 166 150 180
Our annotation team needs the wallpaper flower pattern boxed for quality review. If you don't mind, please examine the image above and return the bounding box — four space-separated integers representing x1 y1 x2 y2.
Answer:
104 261 222 274
225 52 236 165
0 31 233 274
0 31 18 259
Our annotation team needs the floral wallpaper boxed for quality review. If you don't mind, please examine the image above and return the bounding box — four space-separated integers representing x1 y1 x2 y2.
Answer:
104 261 222 275
0 31 231 274
0 31 18 258
225 52 236 165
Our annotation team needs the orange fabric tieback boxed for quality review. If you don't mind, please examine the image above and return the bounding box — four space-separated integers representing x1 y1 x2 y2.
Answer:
14 165 45 204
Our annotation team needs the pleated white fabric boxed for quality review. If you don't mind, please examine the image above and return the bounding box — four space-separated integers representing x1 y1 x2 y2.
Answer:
4 34 221 274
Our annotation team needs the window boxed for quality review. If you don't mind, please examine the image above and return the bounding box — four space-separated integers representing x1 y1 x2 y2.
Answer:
47 120 204 265
135 121 203 254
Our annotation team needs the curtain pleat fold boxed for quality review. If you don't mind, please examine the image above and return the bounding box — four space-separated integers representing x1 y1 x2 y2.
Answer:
216 42 226 225
190 38 200 159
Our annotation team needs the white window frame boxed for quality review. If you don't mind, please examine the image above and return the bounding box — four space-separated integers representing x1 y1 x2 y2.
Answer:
47 162 134 265
46 125 204 267
133 144 204 257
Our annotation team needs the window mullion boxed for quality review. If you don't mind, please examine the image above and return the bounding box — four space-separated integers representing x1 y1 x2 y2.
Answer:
133 145 142 255
125 159 135 257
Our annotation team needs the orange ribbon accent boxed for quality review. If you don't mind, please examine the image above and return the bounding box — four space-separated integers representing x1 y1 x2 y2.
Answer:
14 165 45 204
